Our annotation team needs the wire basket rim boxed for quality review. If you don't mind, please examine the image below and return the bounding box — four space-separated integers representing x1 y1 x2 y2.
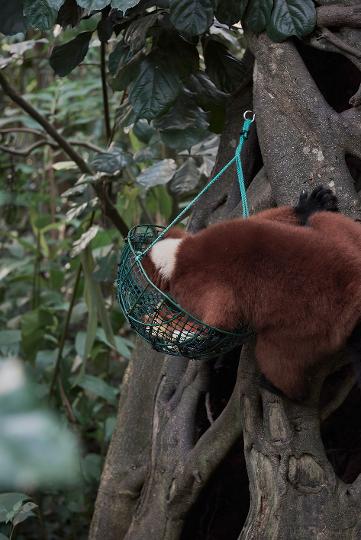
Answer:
125 224 251 339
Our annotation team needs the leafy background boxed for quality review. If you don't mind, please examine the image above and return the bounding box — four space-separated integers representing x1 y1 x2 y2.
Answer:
0 0 316 537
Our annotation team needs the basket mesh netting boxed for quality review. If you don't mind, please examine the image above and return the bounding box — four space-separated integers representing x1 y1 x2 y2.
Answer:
116 224 253 360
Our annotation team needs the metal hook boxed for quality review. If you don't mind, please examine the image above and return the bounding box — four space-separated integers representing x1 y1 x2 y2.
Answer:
243 110 256 121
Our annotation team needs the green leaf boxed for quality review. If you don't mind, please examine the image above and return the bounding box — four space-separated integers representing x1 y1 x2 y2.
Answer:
187 72 229 107
111 0 141 14
50 32 92 77
0 330 21 348
21 309 57 361
169 158 201 196
0 0 25 35
133 119 156 144
136 159 177 189
267 0 316 42
111 51 144 92
23 0 57 30
154 93 209 151
124 12 158 53
108 41 133 75
129 53 181 120
71 226 99 257
244 0 273 33
91 147 132 174
81 453 102 484
47 0 66 8
0 360 79 490
97 328 132 358
76 0 110 8
204 38 245 93
0 411 79 489
170 0 214 36
12 502 38 527
56 0 82 28
76 374 118 404
0 493 29 523
216 0 248 26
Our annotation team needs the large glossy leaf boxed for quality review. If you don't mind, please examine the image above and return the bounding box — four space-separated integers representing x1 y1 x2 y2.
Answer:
129 53 181 120
23 0 57 30
50 32 92 76
215 0 248 26
111 51 144 91
47 0 66 8
244 0 273 33
108 41 133 75
169 158 201 196
56 0 83 28
124 12 158 53
267 0 316 42
0 0 25 35
71 225 99 257
76 374 118 404
91 147 132 174
0 360 79 489
0 493 29 523
170 0 214 36
154 92 209 150
76 0 110 8
111 0 142 13
155 29 200 78
204 38 245 93
137 159 177 189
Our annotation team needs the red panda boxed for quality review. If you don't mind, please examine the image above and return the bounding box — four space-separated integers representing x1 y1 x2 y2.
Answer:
142 186 361 400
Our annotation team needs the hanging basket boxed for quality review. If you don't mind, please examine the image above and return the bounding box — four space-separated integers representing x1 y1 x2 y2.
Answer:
116 224 253 360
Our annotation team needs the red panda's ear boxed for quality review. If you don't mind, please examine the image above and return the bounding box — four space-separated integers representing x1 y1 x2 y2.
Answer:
164 227 187 239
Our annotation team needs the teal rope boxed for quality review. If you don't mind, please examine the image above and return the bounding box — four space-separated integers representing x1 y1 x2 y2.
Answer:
140 114 255 257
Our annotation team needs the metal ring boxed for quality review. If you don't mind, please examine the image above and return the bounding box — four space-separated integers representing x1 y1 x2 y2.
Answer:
243 110 256 121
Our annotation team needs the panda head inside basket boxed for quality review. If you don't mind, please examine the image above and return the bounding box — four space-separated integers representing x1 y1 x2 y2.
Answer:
116 112 255 360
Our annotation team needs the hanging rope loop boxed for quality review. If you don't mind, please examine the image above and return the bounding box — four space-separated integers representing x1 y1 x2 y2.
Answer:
139 112 255 257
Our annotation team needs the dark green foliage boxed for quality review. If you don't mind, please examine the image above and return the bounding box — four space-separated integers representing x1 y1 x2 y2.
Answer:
50 32 93 76
154 92 210 150
56 0 83 28
204 38 246 93
267 0 316 42
23 0 57 31
170 0 214 36
124 12 159 52
0 0 25 35
215 0 248 27
108 41 134 74
129 52 182 119
244 0 273 33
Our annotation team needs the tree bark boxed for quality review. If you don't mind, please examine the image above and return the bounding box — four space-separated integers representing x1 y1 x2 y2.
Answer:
90 4 361 538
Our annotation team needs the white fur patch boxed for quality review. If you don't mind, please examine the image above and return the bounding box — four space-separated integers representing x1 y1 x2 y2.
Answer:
150 238 182 279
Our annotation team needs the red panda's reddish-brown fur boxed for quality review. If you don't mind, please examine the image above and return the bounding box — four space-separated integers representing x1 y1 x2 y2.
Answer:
142 206 361 400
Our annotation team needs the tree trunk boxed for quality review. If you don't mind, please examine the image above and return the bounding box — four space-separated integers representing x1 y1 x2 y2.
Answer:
90 3 361 538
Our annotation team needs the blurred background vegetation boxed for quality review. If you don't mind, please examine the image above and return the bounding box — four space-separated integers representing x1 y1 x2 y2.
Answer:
0 11 243 537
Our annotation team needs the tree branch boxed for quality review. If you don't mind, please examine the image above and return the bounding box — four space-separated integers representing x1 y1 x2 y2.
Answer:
0 140 58 156
0 127 47 137
319 27 361 60
317 4 361 28
0 70 128 236
100 41 112 142
0 138 105 156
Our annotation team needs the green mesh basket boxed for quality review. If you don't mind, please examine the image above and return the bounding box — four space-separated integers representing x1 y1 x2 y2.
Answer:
116 225 253 360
